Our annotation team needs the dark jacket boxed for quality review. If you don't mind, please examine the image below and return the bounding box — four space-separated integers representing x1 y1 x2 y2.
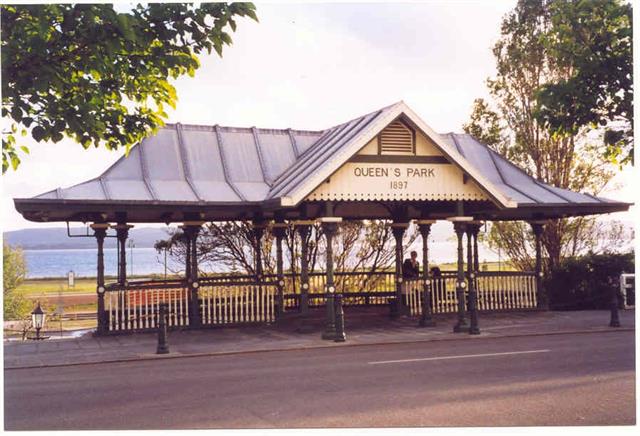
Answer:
402 259 420 279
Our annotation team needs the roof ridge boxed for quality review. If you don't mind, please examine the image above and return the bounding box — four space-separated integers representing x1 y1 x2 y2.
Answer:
163 122 324 134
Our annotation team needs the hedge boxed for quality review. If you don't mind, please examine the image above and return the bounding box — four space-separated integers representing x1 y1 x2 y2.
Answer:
546 252 634 311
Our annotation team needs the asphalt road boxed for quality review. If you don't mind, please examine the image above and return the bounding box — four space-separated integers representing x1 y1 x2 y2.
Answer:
4 330 635 429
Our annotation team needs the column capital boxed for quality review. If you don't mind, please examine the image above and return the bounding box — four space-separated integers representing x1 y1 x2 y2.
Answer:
180 220 205 227
90 223 110 230
418 222 432 236
111 223 134 230
291 220 316 226
272 222 287 238
390 222 410 228
251 219 269 229
416 219 436 225
453 221 467 234
530 221 545 236
317 216 342 223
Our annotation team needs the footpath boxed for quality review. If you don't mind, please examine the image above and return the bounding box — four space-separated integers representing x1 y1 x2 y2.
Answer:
3 309 635 369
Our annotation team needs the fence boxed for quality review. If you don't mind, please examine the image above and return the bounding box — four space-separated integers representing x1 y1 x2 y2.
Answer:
103 270 537 333
105 282 190 332
406 272 537 316
199 282 276 325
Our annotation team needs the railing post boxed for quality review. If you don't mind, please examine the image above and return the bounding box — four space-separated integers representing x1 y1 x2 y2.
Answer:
273 221 287 318
391 222 409 318
467 223 480 334
91 223 109 335
530 221 548 310
320 215 341 340
418 221 436 327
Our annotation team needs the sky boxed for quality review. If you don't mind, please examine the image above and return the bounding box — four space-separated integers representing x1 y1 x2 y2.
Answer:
1 1 635 232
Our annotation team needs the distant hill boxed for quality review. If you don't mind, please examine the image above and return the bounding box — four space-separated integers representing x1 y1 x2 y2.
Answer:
3 226 174 250
4 222 456 250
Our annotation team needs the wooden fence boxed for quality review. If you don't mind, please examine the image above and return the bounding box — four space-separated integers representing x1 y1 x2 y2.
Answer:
407 272 537 316
199 282 276 325
103 270 537 333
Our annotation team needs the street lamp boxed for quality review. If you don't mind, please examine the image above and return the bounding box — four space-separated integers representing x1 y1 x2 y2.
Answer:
128 239 135 277
31 302 46 340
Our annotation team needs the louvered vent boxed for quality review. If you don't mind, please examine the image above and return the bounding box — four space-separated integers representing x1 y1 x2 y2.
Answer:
380 121 414 155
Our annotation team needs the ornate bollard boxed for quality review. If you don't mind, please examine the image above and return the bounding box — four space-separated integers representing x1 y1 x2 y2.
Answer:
156 302 170 354
334 293 346 342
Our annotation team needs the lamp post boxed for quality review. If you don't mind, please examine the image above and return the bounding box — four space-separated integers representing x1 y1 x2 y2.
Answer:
31 302 46 340
128 239 135 278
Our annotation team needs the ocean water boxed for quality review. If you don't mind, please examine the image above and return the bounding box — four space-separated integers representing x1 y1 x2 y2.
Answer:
23 242 504 279
24 248 185 279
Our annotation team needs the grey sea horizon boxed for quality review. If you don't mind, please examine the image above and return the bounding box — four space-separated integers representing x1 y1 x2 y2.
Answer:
23 242 507 279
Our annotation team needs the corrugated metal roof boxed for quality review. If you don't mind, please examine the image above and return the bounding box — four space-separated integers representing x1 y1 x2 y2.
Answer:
26 101 624 213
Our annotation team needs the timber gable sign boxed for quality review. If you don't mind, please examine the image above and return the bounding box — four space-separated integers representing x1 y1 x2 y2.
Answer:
306 121 488 202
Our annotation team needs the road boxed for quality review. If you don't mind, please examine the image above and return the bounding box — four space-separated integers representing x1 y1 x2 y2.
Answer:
4 330 635 429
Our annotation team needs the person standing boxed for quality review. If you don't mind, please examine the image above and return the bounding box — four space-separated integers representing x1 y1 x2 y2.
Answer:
402 251 420 306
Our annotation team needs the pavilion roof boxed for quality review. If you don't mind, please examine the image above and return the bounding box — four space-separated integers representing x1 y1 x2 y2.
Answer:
14 101 630 223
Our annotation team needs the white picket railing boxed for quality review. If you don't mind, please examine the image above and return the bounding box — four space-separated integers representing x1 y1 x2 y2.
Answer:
106 285 190 332
199 283 276 325
406 272 537 316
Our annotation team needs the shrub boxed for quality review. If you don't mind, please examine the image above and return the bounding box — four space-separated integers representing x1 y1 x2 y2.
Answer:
546 251 634 310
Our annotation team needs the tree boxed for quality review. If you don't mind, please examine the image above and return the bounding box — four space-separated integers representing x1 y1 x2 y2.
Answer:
464 0 624 272
3 243 30 320
155 220 418 285
1 3 257 173
534 0 633 166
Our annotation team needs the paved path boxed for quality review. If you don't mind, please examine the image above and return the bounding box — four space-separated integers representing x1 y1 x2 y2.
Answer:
3 309 634 369
4 330 635 429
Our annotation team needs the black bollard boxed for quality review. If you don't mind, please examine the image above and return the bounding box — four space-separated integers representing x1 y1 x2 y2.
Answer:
334 293 346 342
419 279 436 327
156 302 170 354
610 284 621 328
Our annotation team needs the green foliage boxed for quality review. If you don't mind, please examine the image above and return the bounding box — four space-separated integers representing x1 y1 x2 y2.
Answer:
534 0 633 166
1 3 258 173
3 243 30 320
465 0 624 271
546 251 634 310
463 98 507 155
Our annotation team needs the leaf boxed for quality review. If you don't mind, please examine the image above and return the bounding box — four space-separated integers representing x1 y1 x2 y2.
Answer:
31 126 46 142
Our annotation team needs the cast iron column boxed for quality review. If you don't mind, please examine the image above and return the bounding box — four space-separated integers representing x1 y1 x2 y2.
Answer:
321 220 339 340
182 223 202 327
273 222 287 318
418 221 436 327
114 224 133 285
252 223 265 281
184 231 192 283
297 224 311 314
391 223 408 318
92 223 109 335
466 225 480 334
453 222 469 332
473 224 480 273
530 222 548 310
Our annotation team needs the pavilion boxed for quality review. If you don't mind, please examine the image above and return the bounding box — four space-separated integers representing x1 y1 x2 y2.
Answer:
14 101 631 338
